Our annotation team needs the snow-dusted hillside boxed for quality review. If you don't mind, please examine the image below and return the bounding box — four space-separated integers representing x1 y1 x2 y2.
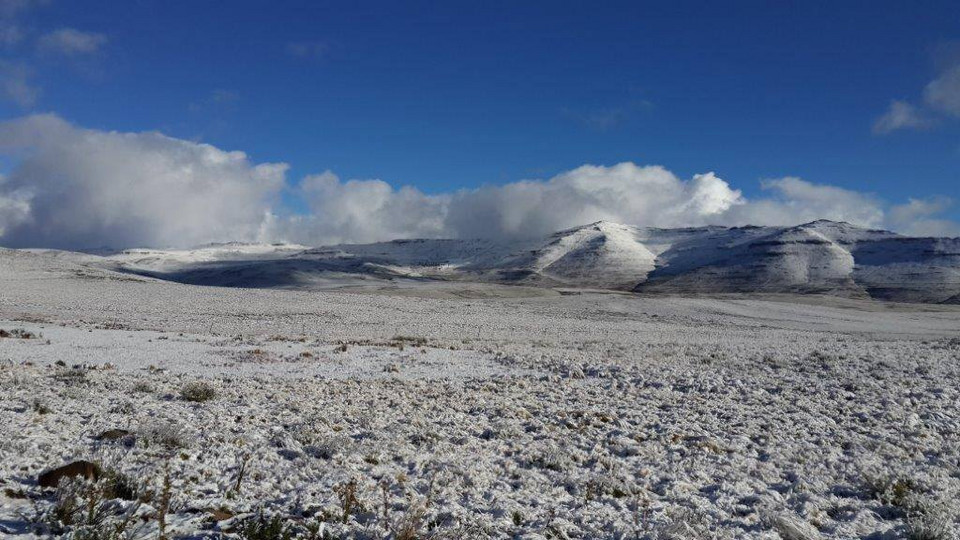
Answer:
13 220 958 302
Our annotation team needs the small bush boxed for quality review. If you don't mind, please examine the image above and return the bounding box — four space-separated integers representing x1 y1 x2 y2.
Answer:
32 398 51 414
238 511 294 540
905 496 954 540
390 502 426 540
333 479 363 524
863 472 919 509
108 400 135 415
40 474 142 539
392 336 428 351
53 368 88 385
0 328 40 339
131 380 154 393
140 421 188 449
180 380 217 402
101 469 142 501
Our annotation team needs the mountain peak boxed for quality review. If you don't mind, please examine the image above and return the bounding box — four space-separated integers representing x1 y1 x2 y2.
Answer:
560 220 634 234
797 219 855 228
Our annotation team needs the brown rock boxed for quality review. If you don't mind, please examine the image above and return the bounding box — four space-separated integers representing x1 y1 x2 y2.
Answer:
37 460 101 488
209 508 234 521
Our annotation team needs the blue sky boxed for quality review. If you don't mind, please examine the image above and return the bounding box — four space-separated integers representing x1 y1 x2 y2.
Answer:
1 0 959 247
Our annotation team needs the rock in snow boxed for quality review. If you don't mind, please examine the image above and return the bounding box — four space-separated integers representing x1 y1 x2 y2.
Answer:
37 460 101 488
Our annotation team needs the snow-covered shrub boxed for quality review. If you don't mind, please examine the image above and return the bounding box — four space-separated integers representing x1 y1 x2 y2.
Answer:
32 397 51 414
179 380 217 402
131 380 154 393
0 328 40 339
304 436 348 460
237 511 295 540
53 367 88 385
139 421 189 449
904 496 956 540
36 475 142 538
862 470 919 509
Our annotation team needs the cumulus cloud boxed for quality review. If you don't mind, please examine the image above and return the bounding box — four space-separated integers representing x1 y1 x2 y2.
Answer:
37 27 106 56
270 164 958 245
872 100 932 134
0 174 30 237
262 163 748 245
281 171 449 245
0 114 287 249
448 165 743 239
728 177 887 229
1 115 957 249
888 197 960 237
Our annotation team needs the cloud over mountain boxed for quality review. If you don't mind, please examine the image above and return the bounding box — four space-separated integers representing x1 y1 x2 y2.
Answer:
0 114 957 249
0 114 286 248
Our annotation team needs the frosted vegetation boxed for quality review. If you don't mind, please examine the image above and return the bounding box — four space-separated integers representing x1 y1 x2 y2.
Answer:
0 243 959 539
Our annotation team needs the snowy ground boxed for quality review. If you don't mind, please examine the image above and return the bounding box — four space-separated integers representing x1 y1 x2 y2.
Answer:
1 251 959 538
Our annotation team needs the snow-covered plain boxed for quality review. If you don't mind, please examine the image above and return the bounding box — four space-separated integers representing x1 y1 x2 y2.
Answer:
1 246 959 539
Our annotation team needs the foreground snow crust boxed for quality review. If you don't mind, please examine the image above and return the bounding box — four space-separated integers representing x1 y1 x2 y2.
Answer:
1 253 959 538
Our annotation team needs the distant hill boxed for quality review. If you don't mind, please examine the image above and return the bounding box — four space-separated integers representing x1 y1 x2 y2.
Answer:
6 220 959 303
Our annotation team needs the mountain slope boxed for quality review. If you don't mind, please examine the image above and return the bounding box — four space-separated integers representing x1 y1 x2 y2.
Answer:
509 222 658 289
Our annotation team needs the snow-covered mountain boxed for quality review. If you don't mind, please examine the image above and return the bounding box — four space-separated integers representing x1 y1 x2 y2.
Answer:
35 220 960 303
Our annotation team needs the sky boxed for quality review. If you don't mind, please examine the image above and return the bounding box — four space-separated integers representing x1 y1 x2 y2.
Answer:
0 0 959 248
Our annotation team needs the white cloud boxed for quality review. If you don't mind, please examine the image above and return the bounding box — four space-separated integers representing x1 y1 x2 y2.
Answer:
874 45 960 132
0 174 30 237
275 171 449 245
872 100 932 134
0 0 47 18
0 114 287 249
265 164 748 245
445 164 744 239
888 197 960 237
729 177 886 229
924 64 960 117
272 164 956 246
37 27 106 56
0 115 956 249
0 59 38 106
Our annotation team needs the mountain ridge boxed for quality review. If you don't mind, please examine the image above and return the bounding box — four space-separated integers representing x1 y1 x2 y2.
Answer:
5 220 959 303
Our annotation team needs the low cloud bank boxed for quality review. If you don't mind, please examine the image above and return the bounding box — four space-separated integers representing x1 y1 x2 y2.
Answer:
0 114 957 249
0 114 286 248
